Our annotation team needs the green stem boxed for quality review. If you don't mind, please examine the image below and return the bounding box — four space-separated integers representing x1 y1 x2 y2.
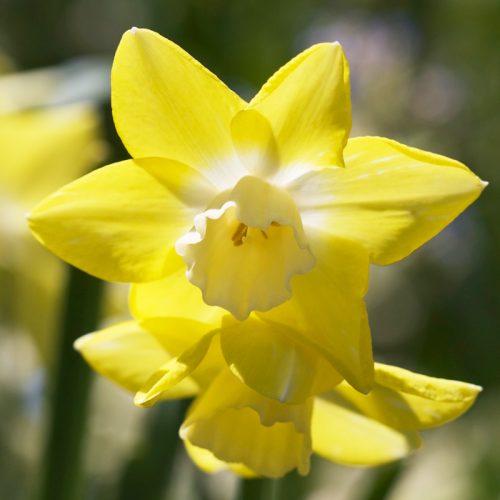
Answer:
273 470 310 500
360 461 403 500
34 266 104 500
237 467 314 500
115 399 191 500
238 478 280 500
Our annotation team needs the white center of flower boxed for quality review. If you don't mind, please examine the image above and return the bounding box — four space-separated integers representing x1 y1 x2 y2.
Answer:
175 176 315 319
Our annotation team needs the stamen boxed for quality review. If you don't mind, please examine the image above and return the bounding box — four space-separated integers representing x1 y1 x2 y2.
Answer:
232 221 279 246
232 222 248 246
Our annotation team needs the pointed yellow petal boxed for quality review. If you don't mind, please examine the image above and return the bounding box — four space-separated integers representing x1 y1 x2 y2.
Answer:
112 28 246 188
249 43 351 178
139 316 215 354
181 370 313 478
184 441 257 477
330 364 481 434
260 230 373 393
134 329 219 407
136 149 218 206
220 316 342 403
373 363 482 429
74 321 196 399
129 250 225 326
312 395 421 466
230 109 279 178
28 158 206 282
291 136 486 265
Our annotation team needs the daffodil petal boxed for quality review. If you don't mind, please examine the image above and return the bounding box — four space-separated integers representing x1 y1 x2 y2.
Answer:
184 441 257 478
291 136 486 265
330 364 481 434
373 363 482 429
28 158 203 282
260 230 373 393
129 250 225 326
134 330 219 407
74 321 196 399
333 381 423 433
183 407 310 478
312 395 421 466
249 43 350 179
180 370 313 478
112 28 246 188
220 316 342 403
230 109 279 178
136 151 218 207
140 317 226 392
138 316 214 354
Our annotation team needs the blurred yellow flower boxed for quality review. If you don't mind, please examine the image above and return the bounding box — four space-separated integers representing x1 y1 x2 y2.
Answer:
74 320 480 477
28 28 485 390
0 103 104 360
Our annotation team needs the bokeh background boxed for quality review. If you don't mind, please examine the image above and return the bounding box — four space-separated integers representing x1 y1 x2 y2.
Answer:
0 1 498 499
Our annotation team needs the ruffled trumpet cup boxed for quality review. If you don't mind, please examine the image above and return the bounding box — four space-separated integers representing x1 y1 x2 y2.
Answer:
28 29 486 392
74 319 481 478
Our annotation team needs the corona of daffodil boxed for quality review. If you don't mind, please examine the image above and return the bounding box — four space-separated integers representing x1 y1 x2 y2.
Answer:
75 318 480 478
28 29 486 392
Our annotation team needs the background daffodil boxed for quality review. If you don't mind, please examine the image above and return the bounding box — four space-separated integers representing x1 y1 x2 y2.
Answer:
0 102 104 361
28 28 485 394
74 321 480 478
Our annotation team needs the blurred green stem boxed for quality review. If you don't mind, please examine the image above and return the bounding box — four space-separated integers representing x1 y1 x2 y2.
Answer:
115 399 191 500
238 468 312 500
238 478 280 500
35 266 104 500
274 470 310 500
360 462 403 500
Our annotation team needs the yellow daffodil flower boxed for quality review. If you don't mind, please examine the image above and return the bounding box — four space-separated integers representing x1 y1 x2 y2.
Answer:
29 28 485 390
74 320 480 478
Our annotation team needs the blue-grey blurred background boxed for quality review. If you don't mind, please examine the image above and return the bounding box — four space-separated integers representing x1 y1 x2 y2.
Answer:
0 1 498 499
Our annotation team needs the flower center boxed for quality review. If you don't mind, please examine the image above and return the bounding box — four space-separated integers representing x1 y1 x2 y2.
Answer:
231 221 282 247
175 176 315 320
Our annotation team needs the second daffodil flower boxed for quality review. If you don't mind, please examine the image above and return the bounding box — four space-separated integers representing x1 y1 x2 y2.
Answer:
28 29 486 393
74 320 481 478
